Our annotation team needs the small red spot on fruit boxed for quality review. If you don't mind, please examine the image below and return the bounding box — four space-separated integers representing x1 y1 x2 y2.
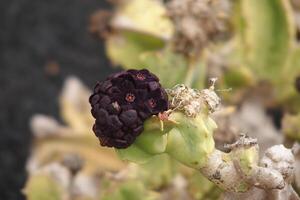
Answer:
148 98 156 108
158 112 169 121
136 73 146 80
125 93 135 102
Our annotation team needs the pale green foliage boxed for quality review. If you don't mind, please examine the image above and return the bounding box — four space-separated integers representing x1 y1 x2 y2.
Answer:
221 0 300 108
112 0 174 40
101 181 159 200
187 172 222 200
106 0 198 89
106 36 188 88
283 113 300 141
24 175 62 200
278 47 300 109
106 0 174 71
236 0 295 80
140 50 188 88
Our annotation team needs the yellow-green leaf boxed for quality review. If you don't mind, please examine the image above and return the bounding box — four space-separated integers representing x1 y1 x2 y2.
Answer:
24 175 62 200
112 0 174 41
237 0 295 80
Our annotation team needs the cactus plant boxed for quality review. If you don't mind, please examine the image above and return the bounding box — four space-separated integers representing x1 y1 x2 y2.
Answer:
25 0 300 199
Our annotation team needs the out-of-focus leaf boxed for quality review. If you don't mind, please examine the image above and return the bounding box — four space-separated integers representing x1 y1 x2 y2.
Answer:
106 0 176 73
284 46 300 76
28 77 125 175
32 135 125 173
223 66 255 89
101 180 159 200
107 35 188 88
237 0 295 80
140 49 188 88
137 154 176 189
282 113 300 141
190 59 207 90
187 171 222 200
106 34 150 69
24 174 62 200
59 77 93 135
112 0 174 42
276 46 300 111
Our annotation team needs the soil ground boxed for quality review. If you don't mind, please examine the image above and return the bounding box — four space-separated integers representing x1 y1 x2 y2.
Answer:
0 1 116 199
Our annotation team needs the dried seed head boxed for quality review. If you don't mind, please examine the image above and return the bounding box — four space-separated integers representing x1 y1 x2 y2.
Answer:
166 0 232 56
166 78 220 117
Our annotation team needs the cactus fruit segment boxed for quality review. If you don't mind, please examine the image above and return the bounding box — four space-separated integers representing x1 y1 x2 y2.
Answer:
165 112 217 169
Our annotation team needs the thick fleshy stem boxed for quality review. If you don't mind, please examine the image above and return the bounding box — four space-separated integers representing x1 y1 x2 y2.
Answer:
118 82 298 196
201 136 287 192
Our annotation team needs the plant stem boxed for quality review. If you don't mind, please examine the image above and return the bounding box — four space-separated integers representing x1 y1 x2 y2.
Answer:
184 56 206 89
184 56 197 87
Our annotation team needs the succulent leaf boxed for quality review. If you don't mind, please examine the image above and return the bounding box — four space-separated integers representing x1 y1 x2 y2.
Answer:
106 34 153 69
24 174 63 200
112 0 174 41
236 0 295 80
101 180 160 200
140 49 188 88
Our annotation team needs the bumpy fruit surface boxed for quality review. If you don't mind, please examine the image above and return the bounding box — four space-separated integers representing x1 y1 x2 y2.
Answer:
89 69 168 148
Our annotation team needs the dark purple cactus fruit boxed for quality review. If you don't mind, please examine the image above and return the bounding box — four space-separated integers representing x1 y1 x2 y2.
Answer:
89 69 169 148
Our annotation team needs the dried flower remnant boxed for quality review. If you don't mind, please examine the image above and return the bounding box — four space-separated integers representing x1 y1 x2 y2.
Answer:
89 69 169 149
89 10 114 39
166 78 220 117
166 0 231 56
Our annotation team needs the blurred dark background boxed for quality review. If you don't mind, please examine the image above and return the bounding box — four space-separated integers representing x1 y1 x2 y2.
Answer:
0 1 116 199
